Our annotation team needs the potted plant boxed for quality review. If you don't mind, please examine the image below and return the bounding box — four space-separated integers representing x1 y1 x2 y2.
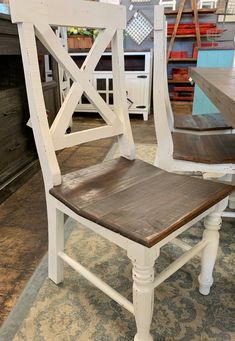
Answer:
68 27 98 50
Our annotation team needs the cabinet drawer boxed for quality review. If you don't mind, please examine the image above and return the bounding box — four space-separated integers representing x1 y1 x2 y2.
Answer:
0 87 29 119
0 111 25 139
0 135 36 184
0 87 28 112
0 134 28 156
0 87 30 137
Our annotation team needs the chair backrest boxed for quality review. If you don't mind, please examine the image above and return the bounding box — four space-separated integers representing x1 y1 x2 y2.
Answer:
153 5 174 163
9 0 135 189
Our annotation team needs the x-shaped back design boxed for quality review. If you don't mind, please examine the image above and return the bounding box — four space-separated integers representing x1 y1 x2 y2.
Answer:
12 0 129 145
36 24 123 150
10 0 135 188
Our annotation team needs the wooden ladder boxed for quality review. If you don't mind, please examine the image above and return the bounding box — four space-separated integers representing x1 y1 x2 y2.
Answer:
167 0 201 61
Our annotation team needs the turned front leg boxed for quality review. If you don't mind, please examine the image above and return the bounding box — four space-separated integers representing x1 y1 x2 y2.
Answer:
132 262 155 341
199 198 227 295
128 244 159 341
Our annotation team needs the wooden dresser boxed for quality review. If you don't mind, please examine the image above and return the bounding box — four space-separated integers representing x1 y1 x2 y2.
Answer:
0 13 60 202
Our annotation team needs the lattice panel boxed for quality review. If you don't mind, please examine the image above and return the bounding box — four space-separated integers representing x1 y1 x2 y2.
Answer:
126 11 153 45
227 0 235 14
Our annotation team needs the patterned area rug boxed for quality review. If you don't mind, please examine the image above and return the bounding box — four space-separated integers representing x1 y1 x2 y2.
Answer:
1 144 234 341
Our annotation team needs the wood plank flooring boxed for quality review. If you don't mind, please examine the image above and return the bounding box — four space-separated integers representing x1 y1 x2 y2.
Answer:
0 113 156 325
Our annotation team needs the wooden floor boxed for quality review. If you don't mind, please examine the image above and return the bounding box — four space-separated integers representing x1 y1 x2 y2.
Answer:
0 112 158 326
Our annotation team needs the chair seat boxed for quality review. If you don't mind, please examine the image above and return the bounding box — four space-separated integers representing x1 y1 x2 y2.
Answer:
174 113 232 131
50 157 233 247
173 132 235 164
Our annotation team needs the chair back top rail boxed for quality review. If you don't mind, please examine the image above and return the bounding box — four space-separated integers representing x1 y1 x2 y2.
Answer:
10 0 126 29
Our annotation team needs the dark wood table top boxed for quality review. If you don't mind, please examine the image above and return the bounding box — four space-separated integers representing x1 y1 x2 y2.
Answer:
189 67 235 128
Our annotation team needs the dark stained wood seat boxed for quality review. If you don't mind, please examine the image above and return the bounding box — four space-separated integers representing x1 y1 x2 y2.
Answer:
173 132 235 164
50 157 233 248
174 113 232 131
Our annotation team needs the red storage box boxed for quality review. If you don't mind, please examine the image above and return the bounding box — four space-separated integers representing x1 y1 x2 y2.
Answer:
170 51 188 58
172 68 189 81
167 23 225 36
172 85 194 101
171 95 194 101
173 86 194 92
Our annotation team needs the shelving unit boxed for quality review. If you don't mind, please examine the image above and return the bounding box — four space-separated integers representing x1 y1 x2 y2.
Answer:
166 1 221 102
167 34 220 37
168 79 191 83
165 8 216 15
168 57 197 61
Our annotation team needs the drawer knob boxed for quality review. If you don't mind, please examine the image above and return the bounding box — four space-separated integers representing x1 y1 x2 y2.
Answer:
2 110 18 117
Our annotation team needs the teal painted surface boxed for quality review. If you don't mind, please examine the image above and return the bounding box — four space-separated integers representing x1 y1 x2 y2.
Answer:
192 49 234 115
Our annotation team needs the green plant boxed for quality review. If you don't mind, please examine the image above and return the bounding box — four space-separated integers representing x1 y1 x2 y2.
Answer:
68 27 98 39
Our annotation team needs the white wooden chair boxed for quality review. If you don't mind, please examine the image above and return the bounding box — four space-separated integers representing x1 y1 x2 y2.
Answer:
11 1 234 339
154 5 235 216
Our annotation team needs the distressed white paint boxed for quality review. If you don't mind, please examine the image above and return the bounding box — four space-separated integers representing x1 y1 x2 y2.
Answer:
132 262 155 341
10 0 126 29
17 22 61 188
112 29 135 159
47 200 64 284
56 27 72 106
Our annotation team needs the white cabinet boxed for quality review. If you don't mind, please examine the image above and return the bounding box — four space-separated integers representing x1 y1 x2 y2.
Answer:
125 73 150 121
70 51 153 121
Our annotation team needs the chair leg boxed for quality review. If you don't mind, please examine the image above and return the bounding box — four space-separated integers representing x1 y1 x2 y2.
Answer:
132 263 155 341
143 112 148 121
228 174 235 209
128 246 159 341
198 197 228 295
47 201 64 284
